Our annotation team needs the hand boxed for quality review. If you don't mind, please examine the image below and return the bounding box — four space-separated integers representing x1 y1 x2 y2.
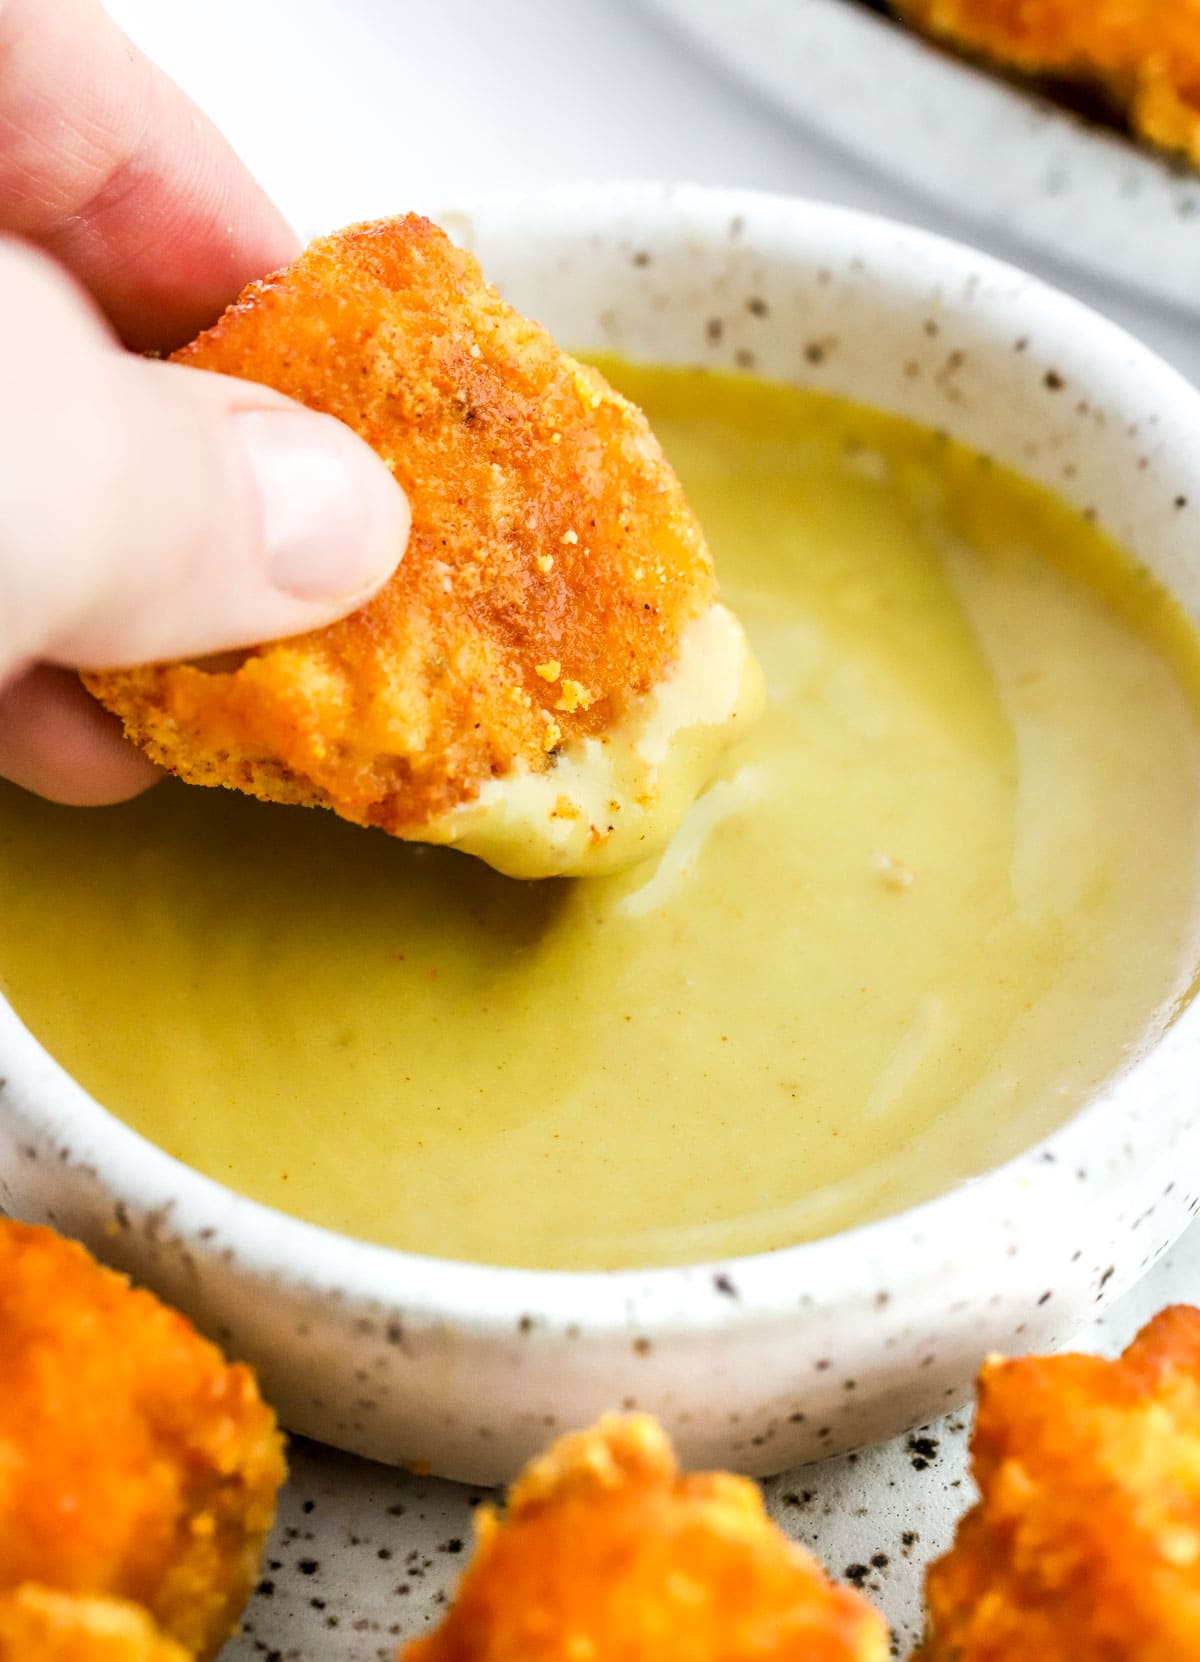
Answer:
0 0 409 805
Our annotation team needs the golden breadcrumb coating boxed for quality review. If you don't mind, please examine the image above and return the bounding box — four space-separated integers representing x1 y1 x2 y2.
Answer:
85 215 717 836
0 1221 286 1661
402 1414 888 1662
0 1587 187 1662
920 1304 1200 1660
891 0 1200 165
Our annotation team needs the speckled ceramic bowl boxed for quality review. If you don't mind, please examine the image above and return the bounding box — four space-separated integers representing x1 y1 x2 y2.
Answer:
3 184 1200 1484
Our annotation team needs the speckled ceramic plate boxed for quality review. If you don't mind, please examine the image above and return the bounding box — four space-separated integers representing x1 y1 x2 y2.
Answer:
221 1218 1200 1661
642 0 1200 316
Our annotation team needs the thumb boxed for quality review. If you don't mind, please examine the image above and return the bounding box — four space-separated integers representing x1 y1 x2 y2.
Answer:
0 238 409 681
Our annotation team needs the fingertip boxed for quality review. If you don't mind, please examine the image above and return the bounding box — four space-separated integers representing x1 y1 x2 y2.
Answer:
0 666 161 806
0 0 301 350
236 407 410 607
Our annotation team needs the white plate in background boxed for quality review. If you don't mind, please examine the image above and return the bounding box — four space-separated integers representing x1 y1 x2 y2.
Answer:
643 0 1200 315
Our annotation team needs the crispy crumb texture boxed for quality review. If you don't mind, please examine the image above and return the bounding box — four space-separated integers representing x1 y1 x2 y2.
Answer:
0 1586 187 1662
0 1221 286 1661
890 0 1200 165
85 215 717 836
403 1414 889 1661
920 1305 1200 1659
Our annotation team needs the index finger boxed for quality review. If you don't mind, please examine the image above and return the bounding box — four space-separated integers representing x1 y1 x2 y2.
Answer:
0 0 298 350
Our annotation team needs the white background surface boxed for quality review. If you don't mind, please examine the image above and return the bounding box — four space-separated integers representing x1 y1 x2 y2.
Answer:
94 3 1200 1656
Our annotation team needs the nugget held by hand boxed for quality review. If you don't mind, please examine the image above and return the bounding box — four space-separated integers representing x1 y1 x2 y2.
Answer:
86 217 760 878
403 1414 888 1661
920 1304 1200 1660
0 1587 187 1662
0 1221 286 1661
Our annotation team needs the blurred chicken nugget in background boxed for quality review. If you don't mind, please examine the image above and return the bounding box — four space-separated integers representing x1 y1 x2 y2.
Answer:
920 1304 1200 1659
0 1221 285 1661
0 1586 187 1662
403 1414 889 1662
891 0 1200 166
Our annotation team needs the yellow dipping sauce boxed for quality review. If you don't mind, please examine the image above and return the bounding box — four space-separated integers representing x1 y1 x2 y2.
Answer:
3 364 1200 1269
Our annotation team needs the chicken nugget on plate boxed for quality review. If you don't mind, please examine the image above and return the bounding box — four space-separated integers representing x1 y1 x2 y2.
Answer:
403 1414 888 1661
891 0 1200 166
0 1586 187 1662
85 216 760 878
0 1220 286 1661
920 1304 1200 1659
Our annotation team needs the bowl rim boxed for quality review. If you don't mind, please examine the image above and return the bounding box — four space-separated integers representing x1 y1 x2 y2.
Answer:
6 179 1200 1334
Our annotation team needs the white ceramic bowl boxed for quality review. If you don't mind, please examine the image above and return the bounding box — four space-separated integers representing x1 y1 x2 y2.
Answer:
3 184 1200 1485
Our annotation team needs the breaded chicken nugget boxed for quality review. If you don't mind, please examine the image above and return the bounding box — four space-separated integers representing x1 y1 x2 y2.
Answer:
0 1587 187 1662
403 1415 888 1662
0 1221 286 1661
920 1304 1200 1660
891 0 1200 166
85 216 759 878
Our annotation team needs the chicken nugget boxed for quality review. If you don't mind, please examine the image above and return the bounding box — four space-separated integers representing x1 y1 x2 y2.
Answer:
890 0 1200 166
85 216 760 878
0 1220 286 1661
402 1414 888 1662
0 1586 187 1662
920 1304 1200 1660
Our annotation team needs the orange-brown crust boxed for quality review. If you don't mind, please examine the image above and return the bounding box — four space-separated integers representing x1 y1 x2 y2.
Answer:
85 216 716 833
0 1221 286 1661
402 1415 888 1662
0 1587 187 1662
891 0 1200 165
920 1304 1200 1659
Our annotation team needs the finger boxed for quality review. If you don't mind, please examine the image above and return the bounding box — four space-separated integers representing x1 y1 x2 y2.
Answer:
0 0 297 350
0 666 160 805
0 238 409 680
